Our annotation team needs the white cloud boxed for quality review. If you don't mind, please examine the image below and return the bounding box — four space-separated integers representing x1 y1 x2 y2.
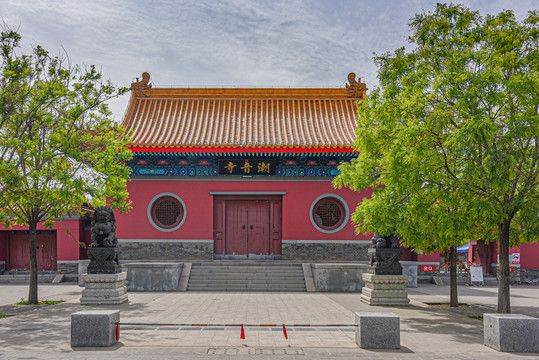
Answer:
2 0 536 121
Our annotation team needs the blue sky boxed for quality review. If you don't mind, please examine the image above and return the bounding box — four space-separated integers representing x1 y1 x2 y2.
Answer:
2 0 536 121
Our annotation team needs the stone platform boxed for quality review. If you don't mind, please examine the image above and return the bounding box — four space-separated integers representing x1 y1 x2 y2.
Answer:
123 262 183 291
360 273 410 305
80 272 128 305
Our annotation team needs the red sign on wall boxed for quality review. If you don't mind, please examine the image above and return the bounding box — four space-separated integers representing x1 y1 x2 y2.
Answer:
509 267 514 274
421 265 435 272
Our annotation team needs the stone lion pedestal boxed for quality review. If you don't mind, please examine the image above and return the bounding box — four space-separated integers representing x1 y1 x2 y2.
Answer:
360 236 410 306
360 273 410 306
80 206 128 305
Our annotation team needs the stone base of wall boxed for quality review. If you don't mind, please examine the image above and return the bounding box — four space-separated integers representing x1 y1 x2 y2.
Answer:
520 269 539 285
0 261 5 274
57 261 78 274
282 241 370 261
491 264 522 284
119 241 213 260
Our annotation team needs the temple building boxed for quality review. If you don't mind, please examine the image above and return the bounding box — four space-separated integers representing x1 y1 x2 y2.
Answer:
116 72 373 261
0 72 538 286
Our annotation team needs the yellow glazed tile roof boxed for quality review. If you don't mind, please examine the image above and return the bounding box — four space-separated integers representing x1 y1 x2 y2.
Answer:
122 73 366 150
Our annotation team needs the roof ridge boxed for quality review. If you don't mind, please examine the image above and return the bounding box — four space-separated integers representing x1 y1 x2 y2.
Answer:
130 72 367 99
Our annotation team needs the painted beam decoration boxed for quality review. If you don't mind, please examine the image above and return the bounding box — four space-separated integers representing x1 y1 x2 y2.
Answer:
218 159 277 176
128 153 355 177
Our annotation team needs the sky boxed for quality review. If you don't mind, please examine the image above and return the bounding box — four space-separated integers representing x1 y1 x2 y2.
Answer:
2 0 537 122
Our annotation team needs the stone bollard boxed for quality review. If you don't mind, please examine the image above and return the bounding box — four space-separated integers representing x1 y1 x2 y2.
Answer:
484 314 539 352
71 310 120 347
355 312 400 349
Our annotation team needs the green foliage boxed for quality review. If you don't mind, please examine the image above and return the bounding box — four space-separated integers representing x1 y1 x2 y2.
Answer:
11 298 64 306
0 25 133 227
335 4 539 252
0 313 13 319
0 24 133 304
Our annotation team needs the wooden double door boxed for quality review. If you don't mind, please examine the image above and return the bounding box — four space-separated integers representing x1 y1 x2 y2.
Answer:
214 196 282 256
8 231 57 271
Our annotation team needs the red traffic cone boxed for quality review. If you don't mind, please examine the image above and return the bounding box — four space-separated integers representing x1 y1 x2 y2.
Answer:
283 324 288 339
240 324 245 339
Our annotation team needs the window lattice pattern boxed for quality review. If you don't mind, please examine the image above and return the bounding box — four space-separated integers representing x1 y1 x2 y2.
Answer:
315 201 342 228
154 198 182 226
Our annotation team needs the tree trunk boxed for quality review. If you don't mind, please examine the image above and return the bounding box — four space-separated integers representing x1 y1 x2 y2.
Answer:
497 220 511 314
449 245 458 307
28 221 38 304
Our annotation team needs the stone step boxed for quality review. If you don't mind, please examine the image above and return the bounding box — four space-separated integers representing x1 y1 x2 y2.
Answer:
187 285 306 292
186 287 306 292
191 262 303 265
191 268 303 276
190 266 303 271
188 275 304 281
0 274 57 283
188 282 306 287
187 279 307 285
190 265 302 269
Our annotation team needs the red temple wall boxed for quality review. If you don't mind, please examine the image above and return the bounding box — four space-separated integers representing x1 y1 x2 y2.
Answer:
115 179 373 241
520 243 539 270
55 220 80 261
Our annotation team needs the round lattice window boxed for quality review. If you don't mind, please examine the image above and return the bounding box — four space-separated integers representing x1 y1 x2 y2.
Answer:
310 195 349 233
147 193 186 232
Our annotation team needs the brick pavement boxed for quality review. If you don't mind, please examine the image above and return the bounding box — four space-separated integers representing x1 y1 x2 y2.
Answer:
0 283 537 359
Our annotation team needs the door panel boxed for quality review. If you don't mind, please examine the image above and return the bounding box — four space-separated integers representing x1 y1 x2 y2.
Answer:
270 199 282 255
224 201 248 255
37 232 57 271
247 200 270 254
9 233 28 270
213 199 225 254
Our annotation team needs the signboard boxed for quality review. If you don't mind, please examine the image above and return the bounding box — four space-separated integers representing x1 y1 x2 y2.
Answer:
511 253 520 265
470 266 484 283
456 243 469 253
420 265 435 272
218 159 278 176
509 267 514 274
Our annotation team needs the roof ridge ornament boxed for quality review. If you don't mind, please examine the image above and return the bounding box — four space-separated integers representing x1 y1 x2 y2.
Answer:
131 72 152 97
346 73 367 98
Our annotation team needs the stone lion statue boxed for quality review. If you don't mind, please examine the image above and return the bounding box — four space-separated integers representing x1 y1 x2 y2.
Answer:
90 206 118 247
371 233 399 249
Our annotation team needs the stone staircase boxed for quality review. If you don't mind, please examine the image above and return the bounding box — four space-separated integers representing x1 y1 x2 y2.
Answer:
0 272 57 284
187 261 307 292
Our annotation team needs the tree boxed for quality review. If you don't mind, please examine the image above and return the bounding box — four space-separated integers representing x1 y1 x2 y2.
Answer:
334 4 539 313
0 26 133 304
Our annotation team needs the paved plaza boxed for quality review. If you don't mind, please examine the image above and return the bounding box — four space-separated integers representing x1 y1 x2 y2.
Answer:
0 283 538 359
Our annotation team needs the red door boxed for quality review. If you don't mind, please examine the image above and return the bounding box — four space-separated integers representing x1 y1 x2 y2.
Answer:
8 231 57 271
247 201 270 255
225 201 249 255
214 196 281 256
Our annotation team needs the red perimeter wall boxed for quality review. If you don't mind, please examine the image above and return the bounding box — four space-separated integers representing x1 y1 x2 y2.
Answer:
520 243 539 270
